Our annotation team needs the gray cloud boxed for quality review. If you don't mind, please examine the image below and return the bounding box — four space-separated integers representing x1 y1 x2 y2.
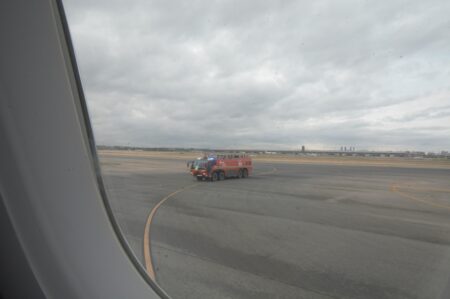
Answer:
64 0 450 151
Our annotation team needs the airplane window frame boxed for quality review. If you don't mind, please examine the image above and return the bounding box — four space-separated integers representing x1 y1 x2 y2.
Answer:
1 0 171 298
56 1 170 297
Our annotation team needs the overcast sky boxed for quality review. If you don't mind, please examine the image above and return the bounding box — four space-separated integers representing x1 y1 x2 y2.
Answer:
64 0 450 151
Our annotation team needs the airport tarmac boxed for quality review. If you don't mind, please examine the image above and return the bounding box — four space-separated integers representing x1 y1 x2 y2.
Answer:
99 152 450 299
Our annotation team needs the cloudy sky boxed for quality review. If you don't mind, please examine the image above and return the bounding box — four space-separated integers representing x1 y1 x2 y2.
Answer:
64 0 450 151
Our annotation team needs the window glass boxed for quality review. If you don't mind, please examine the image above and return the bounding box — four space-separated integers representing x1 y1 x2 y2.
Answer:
63 1 450 298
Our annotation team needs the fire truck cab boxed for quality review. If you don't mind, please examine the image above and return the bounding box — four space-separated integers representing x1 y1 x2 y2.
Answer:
190 153 252 181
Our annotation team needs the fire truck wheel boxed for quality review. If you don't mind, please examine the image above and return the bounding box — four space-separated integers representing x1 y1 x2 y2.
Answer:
219 171 225 181
196 177 202 181
211 172 218 182
243 169 248 178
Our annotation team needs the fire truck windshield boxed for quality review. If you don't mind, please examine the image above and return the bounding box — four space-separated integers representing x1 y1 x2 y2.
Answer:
193 160 207 169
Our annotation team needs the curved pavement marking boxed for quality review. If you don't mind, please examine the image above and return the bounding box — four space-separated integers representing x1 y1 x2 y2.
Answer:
391 183 450 211
143 166 278 280
143 183 199 280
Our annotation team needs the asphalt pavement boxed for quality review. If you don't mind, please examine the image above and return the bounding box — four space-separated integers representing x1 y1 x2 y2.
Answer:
100 153 450 299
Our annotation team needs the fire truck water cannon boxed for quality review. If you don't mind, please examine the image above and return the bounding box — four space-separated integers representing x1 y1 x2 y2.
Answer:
190 153 253 182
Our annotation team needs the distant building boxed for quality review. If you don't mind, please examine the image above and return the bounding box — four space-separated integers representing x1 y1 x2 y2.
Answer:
301 145 306 152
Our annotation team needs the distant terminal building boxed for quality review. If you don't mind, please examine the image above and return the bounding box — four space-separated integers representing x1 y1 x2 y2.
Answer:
340 146 356 152
95 145 449 159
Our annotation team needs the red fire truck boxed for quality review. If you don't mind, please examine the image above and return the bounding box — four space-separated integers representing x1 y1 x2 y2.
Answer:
189 153 253 181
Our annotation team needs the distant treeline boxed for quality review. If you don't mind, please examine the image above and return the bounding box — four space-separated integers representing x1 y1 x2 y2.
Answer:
96 145 450 158
96 145 210 152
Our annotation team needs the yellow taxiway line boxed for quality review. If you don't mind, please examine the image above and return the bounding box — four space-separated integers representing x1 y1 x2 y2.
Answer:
143 183 199 280
143 167 277 280
391 183 450 211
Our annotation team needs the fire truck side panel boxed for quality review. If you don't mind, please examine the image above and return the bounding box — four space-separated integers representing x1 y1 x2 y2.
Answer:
190 155 252 181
